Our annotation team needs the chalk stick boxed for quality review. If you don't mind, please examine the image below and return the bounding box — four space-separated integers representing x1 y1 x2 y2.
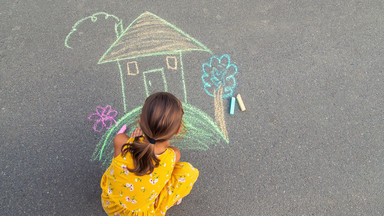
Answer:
117 124 127 134
236 94 246 111
230 97 235 115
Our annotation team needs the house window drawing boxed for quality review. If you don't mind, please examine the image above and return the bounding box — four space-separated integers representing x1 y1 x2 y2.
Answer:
127 61 139 75
166 56 178 70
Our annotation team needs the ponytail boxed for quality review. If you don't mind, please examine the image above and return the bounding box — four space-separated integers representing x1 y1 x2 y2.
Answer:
121 92 183 176
121 136 160 176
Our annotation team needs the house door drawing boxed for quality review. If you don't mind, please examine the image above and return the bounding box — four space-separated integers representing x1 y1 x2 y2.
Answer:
143 68 168 97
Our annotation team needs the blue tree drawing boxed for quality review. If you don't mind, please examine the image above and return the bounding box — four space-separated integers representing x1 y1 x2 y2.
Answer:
202 54 238 98
201 54 238 139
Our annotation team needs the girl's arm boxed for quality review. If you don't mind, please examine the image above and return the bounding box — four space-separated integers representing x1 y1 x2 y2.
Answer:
113 133 129 158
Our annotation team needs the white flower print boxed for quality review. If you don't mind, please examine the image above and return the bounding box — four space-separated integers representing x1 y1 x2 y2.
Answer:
121 165 127 169
108 187 113 194
110 168 114 175
126 183 132 188
167 186 172 195
125 196 131 202
178 178 186 182
121 204 126 208
173 195 180 201
130 185 134 191
149 178 158 185
131 200 137 204
124 170 129 175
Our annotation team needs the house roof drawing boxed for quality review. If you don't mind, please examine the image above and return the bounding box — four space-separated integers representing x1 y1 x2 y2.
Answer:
98 12 212 64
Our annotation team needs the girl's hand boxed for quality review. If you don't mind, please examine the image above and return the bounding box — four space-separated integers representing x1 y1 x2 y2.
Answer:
130 128 143 138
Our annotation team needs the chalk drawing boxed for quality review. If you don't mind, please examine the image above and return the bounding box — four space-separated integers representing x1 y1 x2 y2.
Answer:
202 54 238 140
202 54 238 98
143 68 168 97
97 12 212 108
65 12 238 166
214 86 228 139
66 11 212 111
64 12 127 111
88 105 118 132
98 12 212 64
127 61 139 75
166 56 178 70
65 12 123 49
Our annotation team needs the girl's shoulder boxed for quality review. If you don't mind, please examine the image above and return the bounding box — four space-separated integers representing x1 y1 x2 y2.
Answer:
167 146 180 163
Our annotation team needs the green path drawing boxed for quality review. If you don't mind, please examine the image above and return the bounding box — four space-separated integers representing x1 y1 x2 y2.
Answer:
92 103 229 167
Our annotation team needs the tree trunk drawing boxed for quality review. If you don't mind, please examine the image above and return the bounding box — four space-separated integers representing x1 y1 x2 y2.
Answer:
214 85 228 140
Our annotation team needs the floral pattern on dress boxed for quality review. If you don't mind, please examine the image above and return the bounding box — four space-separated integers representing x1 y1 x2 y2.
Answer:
100 138 199 216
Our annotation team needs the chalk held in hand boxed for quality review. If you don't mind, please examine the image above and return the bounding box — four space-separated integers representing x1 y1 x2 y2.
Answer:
117 124 127 134
230 97 236 115
236 94 246 111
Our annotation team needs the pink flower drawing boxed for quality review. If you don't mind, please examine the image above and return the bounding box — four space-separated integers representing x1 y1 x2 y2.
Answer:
88 105 118 132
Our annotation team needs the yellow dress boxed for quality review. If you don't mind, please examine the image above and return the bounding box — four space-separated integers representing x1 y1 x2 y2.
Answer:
100 137 199 216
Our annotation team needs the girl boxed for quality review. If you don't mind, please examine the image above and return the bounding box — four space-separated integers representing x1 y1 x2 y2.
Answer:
100 92 199 215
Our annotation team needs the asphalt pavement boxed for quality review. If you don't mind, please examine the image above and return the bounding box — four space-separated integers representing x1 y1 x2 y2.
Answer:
1 0 383 215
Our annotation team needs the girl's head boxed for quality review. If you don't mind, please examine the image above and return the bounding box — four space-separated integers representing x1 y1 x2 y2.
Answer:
122 92 184 176
139 92 184 142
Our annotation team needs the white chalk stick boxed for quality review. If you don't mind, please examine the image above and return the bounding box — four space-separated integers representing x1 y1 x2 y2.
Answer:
236 94 246 111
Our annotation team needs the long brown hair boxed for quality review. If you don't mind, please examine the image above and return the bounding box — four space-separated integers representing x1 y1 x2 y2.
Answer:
121 92 184 176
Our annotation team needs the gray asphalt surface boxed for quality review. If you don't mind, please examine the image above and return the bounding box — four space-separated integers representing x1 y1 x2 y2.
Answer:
1 0 383 215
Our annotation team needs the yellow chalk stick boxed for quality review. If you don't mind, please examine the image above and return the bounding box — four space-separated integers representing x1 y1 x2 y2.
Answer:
236 94 246 111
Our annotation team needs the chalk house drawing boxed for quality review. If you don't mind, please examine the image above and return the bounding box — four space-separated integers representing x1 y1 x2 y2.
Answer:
65 12 238 166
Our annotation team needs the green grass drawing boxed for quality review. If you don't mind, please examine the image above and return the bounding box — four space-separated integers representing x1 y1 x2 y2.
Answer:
91 103 229 167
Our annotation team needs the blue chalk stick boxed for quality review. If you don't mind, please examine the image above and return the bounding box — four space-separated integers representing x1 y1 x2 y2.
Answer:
230 97 235 115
